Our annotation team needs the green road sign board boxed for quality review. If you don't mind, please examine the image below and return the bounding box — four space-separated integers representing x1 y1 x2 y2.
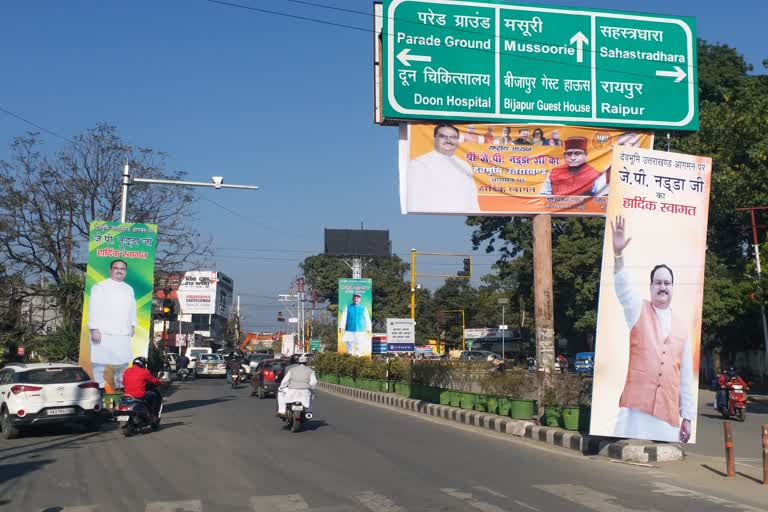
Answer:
382 0 698 130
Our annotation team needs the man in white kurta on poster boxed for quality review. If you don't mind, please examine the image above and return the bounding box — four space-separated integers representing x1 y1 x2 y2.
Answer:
87 259 137 388
406 124 479 214
610 217 695 443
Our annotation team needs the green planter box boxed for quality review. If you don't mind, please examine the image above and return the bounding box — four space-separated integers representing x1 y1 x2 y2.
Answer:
485 396 499 415
497 397 513 416
424 386 441 403
356 378 370 390
474 394 489 412
449 390 462 408
543 405 563 427
562 406 591 431
460 392 476 410
339 376 356 388
439 388 452 405
509 399 535 420
380 380 392 393
394 381 412 398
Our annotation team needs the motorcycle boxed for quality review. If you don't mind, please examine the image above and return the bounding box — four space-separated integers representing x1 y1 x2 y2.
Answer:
177 367 191 381
232 366 247 389
114 386 163 436
719 382 750 422
284 401 312 432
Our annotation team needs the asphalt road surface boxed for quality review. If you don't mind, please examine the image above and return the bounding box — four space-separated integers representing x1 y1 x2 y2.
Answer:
1 379 765 512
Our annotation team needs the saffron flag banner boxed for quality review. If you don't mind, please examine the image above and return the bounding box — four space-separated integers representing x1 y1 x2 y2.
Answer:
399 122 652 216
590 148 711 443
337 279 373 357
78 221 157 392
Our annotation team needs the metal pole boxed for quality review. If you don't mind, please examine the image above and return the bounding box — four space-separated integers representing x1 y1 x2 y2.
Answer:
751 210 768 375
502 305 506 360
724 421 735 477
410 249 416 320
461 310 465 351
120 163 130 223
352 257 362 279
763 424 768 485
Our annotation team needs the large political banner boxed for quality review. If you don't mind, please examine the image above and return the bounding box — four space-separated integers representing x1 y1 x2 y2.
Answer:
399 123 653 215
590 147 711 443
78 221 157 392
337 279 373 357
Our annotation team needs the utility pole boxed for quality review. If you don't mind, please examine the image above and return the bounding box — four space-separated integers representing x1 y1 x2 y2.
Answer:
736 206 768 376
120 163 258 223
533 214 555 422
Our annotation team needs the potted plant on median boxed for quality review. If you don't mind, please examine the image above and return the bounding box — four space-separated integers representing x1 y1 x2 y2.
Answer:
480 369 536 419
542 373 591 430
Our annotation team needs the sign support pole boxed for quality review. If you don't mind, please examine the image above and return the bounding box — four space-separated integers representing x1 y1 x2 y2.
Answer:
534 215 555 421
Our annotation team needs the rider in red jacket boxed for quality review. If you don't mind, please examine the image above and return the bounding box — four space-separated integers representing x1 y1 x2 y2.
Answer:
123 357 161 417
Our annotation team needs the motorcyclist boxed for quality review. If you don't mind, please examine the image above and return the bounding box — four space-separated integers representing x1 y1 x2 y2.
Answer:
225 353 242 383
527 355 536 373
718 368 748 410
123 357 162 419
277 354 317 418
176 354 190 376
556 354 568 374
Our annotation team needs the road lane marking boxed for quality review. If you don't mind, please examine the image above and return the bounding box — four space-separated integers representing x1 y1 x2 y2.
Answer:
145 500 203 512
473 486 507 498
250 494 310 511
651 482 766 511
534 484 649 512
56 507 98 512
353 491 405 512
440 488 506 512
514 500 541 511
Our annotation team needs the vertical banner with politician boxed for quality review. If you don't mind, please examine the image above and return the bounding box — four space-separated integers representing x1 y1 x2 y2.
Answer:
590 147 712 443
78 221 157 392
337 278 373 357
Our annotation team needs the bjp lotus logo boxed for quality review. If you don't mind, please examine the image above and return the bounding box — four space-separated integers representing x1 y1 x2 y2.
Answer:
592 132 613 149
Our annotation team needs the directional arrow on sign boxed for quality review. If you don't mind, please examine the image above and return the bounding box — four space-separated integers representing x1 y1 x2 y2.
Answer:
397 48 432 67
655 66 687 83
569 31 589 63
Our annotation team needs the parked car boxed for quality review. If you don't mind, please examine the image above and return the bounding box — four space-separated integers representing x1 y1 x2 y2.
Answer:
574 352 595 376
251 358 290 399
0 363 103 439
459 350 501 361
194 354 227 377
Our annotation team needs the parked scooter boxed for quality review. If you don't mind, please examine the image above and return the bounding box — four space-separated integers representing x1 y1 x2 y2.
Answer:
284 401 312 432
719 380 750 422
114 385 163 436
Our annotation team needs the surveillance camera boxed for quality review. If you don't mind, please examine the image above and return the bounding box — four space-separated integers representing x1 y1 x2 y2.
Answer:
212 176 224 189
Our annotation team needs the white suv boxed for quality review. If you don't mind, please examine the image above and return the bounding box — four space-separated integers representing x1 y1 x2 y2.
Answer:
0 362 103 439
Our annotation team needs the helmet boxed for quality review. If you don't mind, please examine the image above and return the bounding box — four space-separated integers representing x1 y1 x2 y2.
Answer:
298 354 308 364
132 357 147 368
728 367 736 376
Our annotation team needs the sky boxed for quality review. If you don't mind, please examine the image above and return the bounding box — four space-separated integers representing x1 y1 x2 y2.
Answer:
2 0 766 334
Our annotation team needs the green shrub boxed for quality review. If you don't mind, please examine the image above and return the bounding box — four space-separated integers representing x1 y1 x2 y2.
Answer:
479 370 536 400
542 374 591 406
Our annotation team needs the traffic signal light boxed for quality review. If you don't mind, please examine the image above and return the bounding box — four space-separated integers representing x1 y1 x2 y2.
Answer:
457 257 471 277
162 298 175 319
277 311 285 322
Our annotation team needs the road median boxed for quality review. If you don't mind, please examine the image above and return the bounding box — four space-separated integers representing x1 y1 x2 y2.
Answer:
318 381 684 463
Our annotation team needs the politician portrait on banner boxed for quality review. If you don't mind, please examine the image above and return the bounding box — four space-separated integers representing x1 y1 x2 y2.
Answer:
78 221 157 393
337 279 373 358
590 147 712 444
399 123 652 216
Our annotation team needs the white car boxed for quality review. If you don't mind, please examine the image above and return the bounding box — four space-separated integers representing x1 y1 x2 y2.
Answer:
0 363 103 439
194 354 227 377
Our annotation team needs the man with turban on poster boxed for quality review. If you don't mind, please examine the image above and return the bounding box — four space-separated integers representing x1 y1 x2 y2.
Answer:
539 136 607 196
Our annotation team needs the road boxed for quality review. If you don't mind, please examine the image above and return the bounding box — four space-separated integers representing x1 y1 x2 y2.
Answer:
688 389 768 461
0 379 765 512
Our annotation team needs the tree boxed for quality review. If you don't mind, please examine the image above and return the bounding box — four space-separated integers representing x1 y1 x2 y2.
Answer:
0 124 212 285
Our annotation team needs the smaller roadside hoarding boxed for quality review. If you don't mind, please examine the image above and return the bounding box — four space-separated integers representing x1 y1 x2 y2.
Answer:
400 123 653 216
386 318 416 352
282 334 296 357
337 279 373 357
372 334 388 354
590 147 711 444
177 271 218 314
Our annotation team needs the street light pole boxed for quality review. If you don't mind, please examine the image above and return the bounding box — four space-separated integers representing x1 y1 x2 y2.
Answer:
119 163 259 223
498 297 510 360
